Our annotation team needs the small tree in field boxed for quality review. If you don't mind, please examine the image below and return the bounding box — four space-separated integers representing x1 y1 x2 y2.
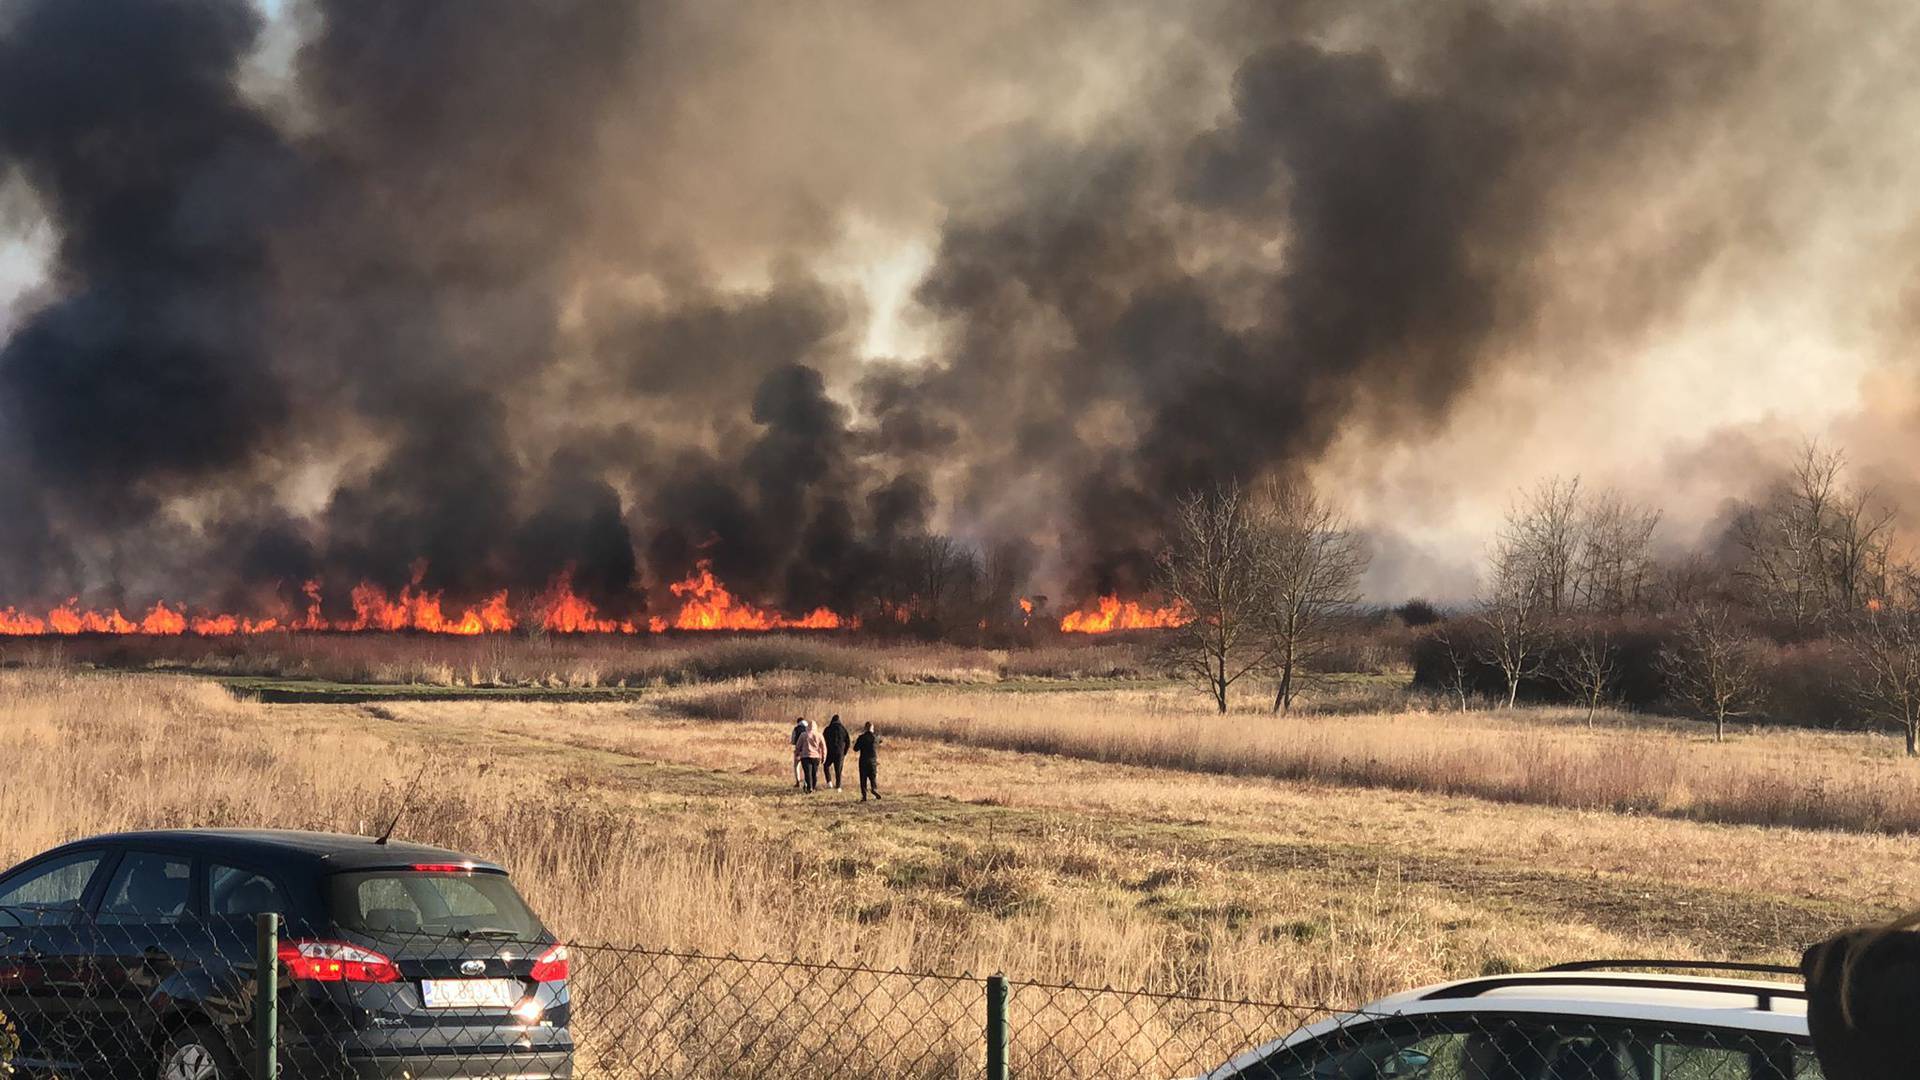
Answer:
1476 541 1546 708
1845 570 1920 756
1432 626 1475 713
1156 483 1273 713
1256 481 1369 714
1659 604 1760 742
1552 624 1619 728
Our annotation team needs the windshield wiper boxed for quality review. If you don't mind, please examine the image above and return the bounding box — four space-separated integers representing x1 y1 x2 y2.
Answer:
450 927 523 941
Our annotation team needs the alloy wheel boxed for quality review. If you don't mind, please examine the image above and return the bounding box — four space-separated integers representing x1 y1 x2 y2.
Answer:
161 1041 218 1080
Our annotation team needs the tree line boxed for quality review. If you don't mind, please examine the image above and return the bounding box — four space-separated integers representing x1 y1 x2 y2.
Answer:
1429 441 1920 753
1156 441 1920 755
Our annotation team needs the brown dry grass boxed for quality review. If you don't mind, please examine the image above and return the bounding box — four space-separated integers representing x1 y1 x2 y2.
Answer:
686 679 1920 836
0 632 1150 689
3 664 1908 1074
5 669 1905 978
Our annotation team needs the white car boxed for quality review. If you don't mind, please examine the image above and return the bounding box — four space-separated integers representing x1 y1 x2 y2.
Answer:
1200 961 1822 1079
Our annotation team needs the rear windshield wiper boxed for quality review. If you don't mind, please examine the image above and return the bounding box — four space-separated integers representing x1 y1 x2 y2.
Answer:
449 927 524 941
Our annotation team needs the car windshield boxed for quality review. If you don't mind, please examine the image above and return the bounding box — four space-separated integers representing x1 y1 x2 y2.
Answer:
328 870 541 939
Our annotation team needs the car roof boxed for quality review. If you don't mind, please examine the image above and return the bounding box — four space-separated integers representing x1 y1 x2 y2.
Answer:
1206 972 1808 1077
36 828 507 874
1365 971 1807 1032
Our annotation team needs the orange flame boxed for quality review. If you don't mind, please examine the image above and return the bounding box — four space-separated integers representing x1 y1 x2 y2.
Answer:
665 560 843 631
535 571 631 634
1058 595 1192 634
0 561 853 637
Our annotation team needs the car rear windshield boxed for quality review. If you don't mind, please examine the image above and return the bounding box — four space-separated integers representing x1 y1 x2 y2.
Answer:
327 870 541 939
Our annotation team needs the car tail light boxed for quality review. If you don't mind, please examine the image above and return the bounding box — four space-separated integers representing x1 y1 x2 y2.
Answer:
409 863 473 873
278 940 402 983
529 943 569 983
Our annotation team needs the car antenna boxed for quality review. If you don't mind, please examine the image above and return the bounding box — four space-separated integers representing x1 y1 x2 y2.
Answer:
374 760 431 846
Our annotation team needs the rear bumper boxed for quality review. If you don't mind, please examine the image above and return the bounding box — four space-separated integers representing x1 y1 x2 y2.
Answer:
301 1048 573 1079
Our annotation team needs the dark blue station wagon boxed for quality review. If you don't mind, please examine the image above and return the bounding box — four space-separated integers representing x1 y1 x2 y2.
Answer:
0 828 573 1079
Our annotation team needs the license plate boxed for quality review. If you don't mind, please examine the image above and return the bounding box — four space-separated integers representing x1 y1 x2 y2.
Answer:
420 978 522 1009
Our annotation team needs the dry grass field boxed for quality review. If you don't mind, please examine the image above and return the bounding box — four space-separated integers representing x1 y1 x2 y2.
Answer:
3 654 1915 1017
705 679 1920 835
0 632 1150 688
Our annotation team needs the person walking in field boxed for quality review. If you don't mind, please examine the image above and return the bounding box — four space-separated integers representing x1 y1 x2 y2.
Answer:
853 721 881 802
790 716 808 787
797 719 827 793
822 714 850 790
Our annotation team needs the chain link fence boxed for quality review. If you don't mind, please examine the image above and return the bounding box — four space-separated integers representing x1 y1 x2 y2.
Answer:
0 912 1821 1079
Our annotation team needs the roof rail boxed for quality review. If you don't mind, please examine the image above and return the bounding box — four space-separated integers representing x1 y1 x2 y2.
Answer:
1421 963 1807 1012
1541 959 1802 979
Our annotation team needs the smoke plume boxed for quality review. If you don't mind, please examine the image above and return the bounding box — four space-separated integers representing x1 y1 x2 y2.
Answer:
0 0 1906 616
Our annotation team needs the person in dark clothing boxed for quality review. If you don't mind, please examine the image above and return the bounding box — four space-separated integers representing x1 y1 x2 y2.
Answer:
822 715 850 789
789 717 807 787
852 721 881 802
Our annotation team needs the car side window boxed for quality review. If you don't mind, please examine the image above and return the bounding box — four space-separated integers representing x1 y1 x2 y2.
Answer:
208 865 289 917
0 850 104 922
1244 1016 1814 1080
97 852 193 924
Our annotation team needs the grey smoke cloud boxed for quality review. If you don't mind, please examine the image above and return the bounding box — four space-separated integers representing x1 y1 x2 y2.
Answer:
0 0 1901 615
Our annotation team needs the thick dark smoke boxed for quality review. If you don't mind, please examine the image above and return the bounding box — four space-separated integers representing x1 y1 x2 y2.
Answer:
0 0 1800 617
0 0 292 501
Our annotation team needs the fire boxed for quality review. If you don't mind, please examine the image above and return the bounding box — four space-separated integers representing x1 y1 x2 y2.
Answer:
342 580 513 635
1058 595 1192 634
0 608 48 635
0 561 851 637
666 560 844 631
535 571 632 634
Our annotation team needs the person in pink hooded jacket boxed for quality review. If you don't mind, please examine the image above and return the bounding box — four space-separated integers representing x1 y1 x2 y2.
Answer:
795 719 827 793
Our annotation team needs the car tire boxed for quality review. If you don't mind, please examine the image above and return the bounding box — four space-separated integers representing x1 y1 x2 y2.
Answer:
157 1024 242 1080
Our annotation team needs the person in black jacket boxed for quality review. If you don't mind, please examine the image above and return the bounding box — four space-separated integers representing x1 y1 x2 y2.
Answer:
852 721 881 802
821 715 850 790
789 717 808 787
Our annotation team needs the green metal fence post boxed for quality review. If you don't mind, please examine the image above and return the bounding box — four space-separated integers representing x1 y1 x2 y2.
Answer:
986 973 1010 1080
255 912 279 1080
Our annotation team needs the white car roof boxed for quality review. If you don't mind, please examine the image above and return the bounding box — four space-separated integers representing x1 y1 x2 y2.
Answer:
1204 971 1807 1078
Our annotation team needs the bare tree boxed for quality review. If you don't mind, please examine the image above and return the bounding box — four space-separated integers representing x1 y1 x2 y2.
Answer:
1503 476 1585 616
1431 626 1475 713
1256 482 1370 713
1733 440 1892 631
1476 539 1547 709
1576 492 1661 615
1156 483 1273 713
1844 568 1920 756
1658 604 1761 742
1551 623 1620 727
1829 487 1895 615
1655 551 1729 613
908 534 967 627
